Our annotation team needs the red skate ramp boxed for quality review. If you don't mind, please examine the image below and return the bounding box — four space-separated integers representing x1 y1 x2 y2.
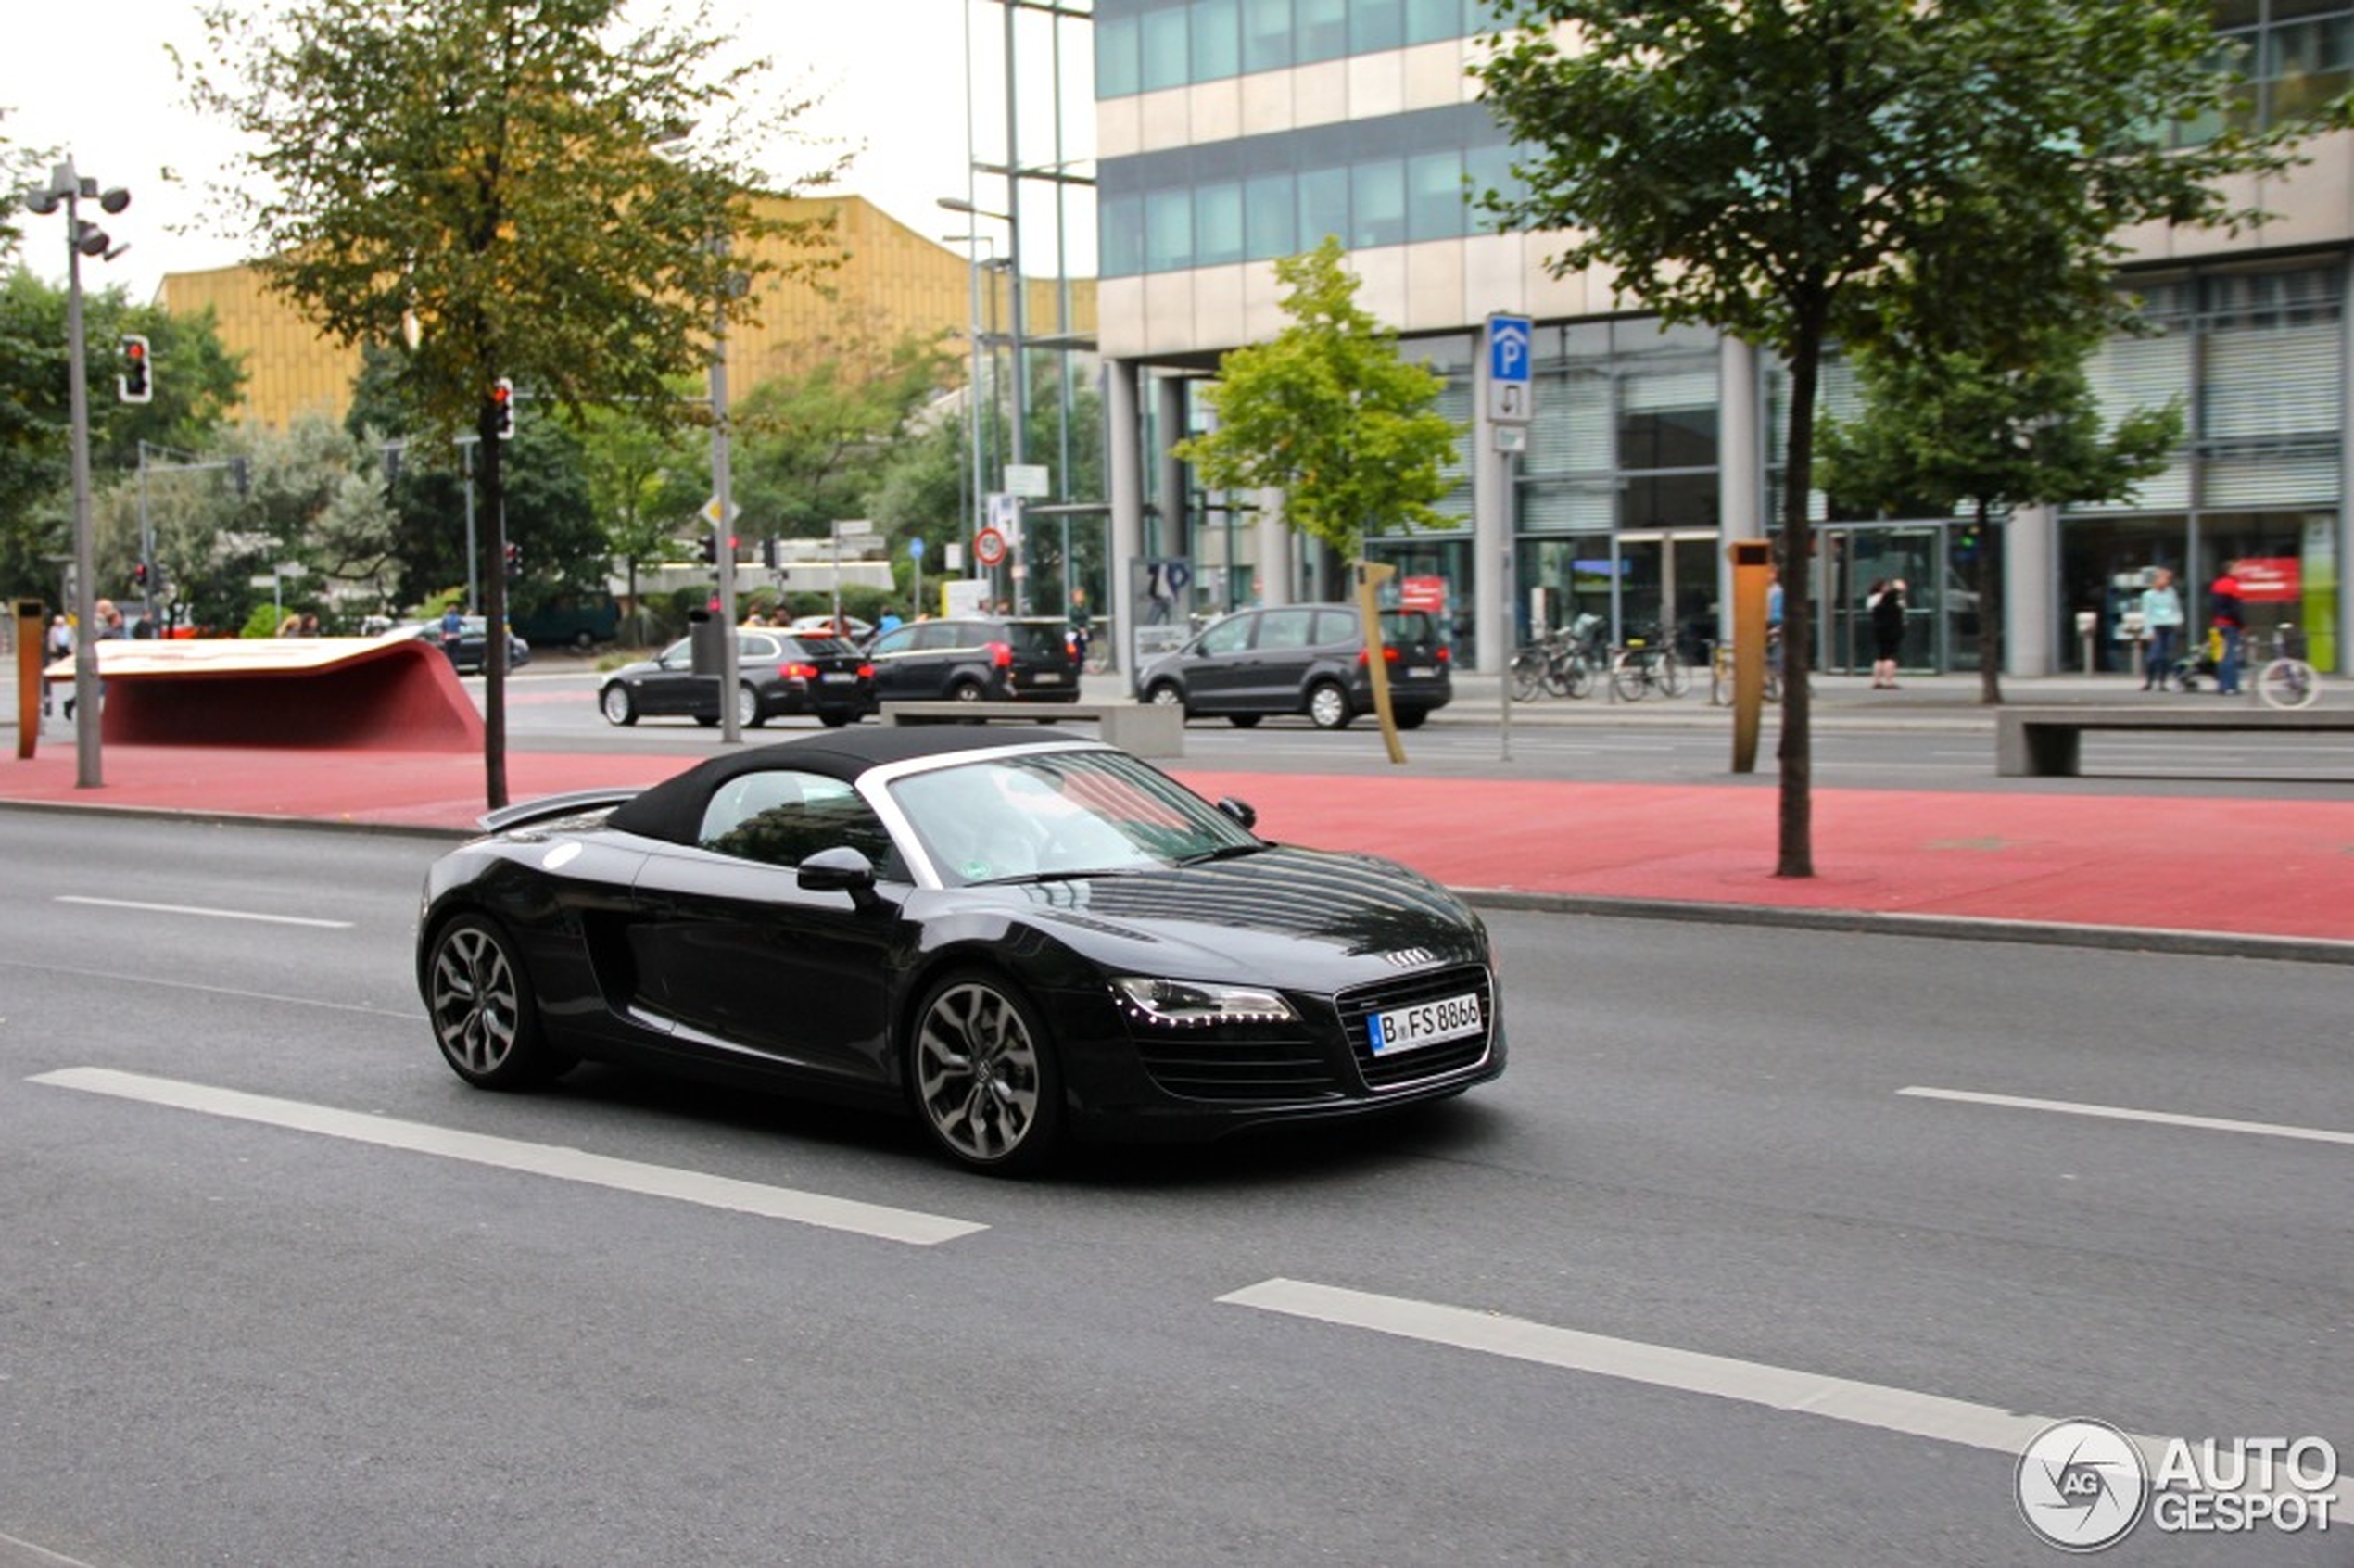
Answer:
66 636 483 752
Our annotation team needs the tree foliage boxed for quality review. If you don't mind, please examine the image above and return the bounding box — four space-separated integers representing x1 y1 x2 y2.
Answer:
1818 323 2182 704
1477 0 2322 876
1173 238 1458 561
0 271 247 605
181 0 843 805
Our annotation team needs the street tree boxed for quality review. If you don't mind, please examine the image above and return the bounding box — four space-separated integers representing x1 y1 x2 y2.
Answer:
733 323 958 537
1172 238 1458 567
1817 322 2182 706
1476 0 2312 877
183 0 842 806
0 271 245 603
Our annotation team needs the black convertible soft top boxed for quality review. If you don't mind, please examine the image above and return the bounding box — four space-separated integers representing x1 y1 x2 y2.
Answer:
603 725 1099 846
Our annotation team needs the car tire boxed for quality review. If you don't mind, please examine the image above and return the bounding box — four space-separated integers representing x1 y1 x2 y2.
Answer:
908 968 1063 1176
571 630 595 651
424 914 569 1090
599 684 638 727
1145 682 1187 714
819 711 854 728
1227 714 1262 728
738 683 766 729
949 679 986 703
1307 680 1353 730
1393 709 1428 730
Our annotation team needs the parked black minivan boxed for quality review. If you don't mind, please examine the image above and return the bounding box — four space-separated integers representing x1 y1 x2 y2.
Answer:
1134 603 1452 728
866 615 1083 704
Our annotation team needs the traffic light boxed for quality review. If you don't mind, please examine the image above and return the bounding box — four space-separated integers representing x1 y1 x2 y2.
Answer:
491 378 515 440
761 537 779 568
132 562 149 590
119 335 151 403
503 541 522 578
698 534 719 565
230 457 250 499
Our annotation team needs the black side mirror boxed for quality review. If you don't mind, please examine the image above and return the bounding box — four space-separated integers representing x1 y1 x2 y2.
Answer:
797 845 879 903
1216 797 1257 831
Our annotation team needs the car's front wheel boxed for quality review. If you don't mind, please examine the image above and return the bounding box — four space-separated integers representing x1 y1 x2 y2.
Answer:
737 682 766 729
425 914 568 1090
1307 679 1353 729
908 970 1062 1175
949 678 986 703
599 684 638 727
1145 682 1187 714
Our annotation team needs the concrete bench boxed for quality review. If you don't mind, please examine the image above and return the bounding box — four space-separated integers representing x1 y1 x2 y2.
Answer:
884 700 1183 759
1996 704 2354 778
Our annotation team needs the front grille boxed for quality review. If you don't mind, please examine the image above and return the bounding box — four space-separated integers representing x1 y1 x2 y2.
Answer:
1334 964 1496 1090
1131 1030 1344 1102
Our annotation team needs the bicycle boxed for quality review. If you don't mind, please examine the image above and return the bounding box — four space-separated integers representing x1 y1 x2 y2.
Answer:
2254 625 2321 711
1610 630 1689 702
1706 639 1783 706
1510 625 1598 701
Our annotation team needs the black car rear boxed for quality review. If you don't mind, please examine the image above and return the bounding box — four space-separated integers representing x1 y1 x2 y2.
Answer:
598 631 876 728
867 615 1083 703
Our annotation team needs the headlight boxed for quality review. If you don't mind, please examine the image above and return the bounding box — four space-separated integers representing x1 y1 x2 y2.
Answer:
1113 976 1297 1028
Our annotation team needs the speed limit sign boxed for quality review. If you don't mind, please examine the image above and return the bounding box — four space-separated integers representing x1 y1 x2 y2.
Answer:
974 526 1006 566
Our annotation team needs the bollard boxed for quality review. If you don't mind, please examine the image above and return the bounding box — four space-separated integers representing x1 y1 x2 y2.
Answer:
13 597 46 760
1727 542 1772 774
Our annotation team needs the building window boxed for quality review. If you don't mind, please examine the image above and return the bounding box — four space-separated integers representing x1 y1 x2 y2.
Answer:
1297 165 1349 250
1097 13 1141 100
1296 0 1350 64
1242 0 1293 73
1142 6 1192 93
1193 0 1243 82
1196 181 1246 266
1245 173 1296 261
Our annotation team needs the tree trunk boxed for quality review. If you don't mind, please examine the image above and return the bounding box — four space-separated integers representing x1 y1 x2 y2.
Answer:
479 397 510 812
1774 319 1824 879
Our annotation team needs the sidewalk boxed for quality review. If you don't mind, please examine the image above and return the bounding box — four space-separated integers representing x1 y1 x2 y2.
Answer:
4 673 2350 960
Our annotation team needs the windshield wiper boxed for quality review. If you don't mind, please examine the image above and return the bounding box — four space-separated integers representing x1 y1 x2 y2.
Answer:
1177 842 1267 866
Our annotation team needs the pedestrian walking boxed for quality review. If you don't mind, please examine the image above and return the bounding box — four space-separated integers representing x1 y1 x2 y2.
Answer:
1869 578 1907 689
41 614 70 716
2208 562 2246 695
2139 567 2183 689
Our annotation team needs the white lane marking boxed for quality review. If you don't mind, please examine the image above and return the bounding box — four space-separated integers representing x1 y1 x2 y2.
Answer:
1899 1086 2354 1147
0 955 417 1018
1219 1278 2156 1459
31 1068 986 1247
56 895 351 929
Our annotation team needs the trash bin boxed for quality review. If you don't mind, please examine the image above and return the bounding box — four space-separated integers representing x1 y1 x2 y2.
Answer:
689 609 725 677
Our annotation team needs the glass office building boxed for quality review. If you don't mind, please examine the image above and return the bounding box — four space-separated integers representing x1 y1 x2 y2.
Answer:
1094 0 2354 677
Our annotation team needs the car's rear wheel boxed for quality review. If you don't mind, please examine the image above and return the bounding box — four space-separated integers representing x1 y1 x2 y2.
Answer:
599 684 638 727
425 915 567 1090
820 711 854 728
1393 708 1427 729
738 683 766 729
1227 714 1262 728
1307 680 1353 729
909 970 1062 1175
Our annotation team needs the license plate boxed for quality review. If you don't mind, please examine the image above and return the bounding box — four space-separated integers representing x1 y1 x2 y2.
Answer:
821 671 854 683
1368 992 1483 1056
1407 665 1436 678
1032 672 1063 684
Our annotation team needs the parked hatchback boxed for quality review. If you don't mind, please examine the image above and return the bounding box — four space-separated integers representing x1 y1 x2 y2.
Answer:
1134 603 1452 729
866 615 1082 703
598 630 876 729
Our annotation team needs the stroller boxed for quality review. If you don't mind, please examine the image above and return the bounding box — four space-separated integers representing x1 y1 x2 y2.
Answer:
2165 626 2226 691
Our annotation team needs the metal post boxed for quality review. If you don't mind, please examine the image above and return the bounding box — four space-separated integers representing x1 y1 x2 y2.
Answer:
712 242 741 744
461 438 479 613
1002 0 1030 615
65 210 99 788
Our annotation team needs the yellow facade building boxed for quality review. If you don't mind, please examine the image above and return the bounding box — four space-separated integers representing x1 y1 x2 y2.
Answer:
155 194 1093 429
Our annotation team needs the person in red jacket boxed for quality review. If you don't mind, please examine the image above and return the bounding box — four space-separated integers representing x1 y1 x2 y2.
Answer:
2208 562 2246 696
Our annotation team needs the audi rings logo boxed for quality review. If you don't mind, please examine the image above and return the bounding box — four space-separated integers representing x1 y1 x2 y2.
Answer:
2018 1420 2149 1552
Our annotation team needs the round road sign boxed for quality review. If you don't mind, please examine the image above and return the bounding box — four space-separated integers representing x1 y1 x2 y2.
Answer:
974 526 1006 566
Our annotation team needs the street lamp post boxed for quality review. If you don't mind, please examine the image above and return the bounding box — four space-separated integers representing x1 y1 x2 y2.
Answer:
940 194 1028 612
21 160 131 790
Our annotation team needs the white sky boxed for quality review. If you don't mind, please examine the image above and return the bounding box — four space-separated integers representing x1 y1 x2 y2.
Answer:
4 0 1092 300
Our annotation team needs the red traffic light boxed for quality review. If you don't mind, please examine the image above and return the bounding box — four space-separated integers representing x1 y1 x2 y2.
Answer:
490 377 515 439
119 334 151 403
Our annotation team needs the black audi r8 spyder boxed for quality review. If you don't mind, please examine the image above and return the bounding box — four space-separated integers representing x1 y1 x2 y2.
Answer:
415 727 1505 1173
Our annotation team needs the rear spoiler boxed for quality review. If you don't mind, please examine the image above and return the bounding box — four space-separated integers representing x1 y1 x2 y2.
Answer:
478 787 642 834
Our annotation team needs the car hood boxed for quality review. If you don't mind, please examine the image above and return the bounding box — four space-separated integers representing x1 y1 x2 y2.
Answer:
956 844 1485 989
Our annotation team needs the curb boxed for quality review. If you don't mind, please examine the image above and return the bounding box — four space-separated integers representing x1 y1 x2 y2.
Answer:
1455 888 2354 966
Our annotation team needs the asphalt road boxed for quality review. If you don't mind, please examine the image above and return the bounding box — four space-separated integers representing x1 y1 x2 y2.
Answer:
2 812 2346 1567
500 664 2354 796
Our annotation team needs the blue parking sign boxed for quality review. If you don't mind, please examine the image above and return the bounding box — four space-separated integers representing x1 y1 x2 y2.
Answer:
1487 315 1533 424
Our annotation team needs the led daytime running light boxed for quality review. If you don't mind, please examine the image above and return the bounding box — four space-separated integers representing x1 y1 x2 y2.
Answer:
1113 976 1297 1028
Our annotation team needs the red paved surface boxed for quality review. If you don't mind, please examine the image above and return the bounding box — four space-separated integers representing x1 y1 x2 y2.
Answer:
4 742 2350 944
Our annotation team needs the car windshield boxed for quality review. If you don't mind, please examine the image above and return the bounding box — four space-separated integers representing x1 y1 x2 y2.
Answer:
887 748 1259 886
